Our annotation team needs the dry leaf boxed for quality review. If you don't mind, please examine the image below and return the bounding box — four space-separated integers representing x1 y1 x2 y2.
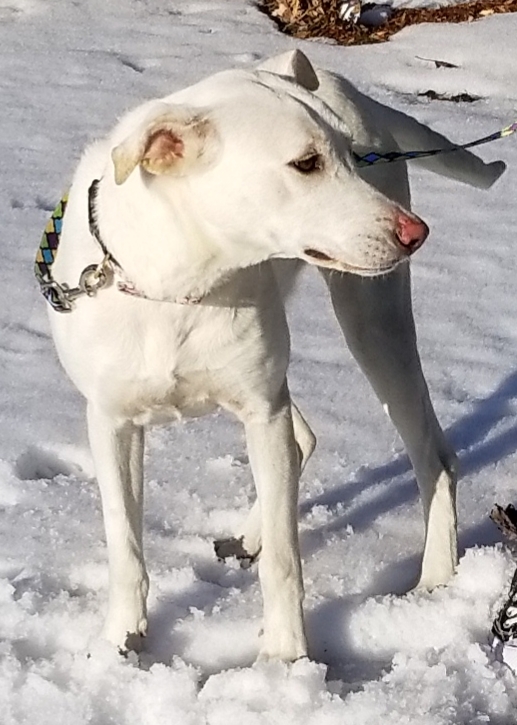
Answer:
272 4 289 19
261 0 517 47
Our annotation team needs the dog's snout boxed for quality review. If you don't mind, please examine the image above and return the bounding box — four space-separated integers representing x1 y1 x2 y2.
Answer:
395 212 429 253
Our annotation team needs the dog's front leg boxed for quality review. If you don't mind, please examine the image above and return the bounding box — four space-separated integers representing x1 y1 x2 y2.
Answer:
244 395 307 662
87 404 149 652
322 264 458 589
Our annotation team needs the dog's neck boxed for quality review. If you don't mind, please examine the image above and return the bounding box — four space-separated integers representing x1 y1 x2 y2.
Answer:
96 172 263 304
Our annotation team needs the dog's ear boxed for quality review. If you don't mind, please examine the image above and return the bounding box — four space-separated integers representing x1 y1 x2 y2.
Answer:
258 50 319 92
111 108 217 185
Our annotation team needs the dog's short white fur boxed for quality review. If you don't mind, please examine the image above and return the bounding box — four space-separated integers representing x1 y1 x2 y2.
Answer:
49 50 504 661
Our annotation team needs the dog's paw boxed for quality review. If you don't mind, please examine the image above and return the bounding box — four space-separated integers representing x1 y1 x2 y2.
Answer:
414 573 451 591
213 536 258 569
102 614 148 655
118 631 146 657
257 637 308 663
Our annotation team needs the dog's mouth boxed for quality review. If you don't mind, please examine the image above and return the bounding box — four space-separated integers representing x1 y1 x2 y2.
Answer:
303 248 399 276
304 249 334 263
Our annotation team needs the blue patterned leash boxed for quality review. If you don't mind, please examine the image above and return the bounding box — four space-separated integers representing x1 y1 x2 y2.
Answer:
353 120 517 167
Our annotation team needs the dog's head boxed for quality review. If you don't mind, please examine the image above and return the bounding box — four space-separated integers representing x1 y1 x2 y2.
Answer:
109 51 427 283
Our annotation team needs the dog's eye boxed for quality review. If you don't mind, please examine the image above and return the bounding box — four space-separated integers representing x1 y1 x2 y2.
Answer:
290 154 323 174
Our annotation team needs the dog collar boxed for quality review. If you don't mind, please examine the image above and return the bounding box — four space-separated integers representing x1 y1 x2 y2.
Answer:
35 180 202 313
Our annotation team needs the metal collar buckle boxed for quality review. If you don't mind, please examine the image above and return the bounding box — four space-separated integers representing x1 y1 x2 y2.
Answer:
42 260 112 313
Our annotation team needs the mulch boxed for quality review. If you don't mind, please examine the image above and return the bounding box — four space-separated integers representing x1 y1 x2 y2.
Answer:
259 0 517 46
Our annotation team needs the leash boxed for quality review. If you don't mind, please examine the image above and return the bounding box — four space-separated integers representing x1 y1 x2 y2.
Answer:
353 120 517 167
35 182 115 312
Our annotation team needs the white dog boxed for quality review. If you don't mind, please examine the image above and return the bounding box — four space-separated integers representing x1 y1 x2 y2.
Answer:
44 50 504 661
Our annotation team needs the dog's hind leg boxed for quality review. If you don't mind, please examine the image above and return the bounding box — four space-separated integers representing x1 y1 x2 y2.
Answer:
292 402 317 473
243 390 307 661
322 263 458 589
87 404 149 652
214 402 315 566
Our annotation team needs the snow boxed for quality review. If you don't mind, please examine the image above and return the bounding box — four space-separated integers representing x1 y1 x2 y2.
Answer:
1 0 517 722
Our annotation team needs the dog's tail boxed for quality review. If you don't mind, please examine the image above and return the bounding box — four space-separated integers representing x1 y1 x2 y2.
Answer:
379 103 506 189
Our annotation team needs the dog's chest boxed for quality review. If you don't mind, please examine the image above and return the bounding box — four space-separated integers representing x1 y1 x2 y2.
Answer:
121 369 218 425
106 315 222 422
93 303 269 425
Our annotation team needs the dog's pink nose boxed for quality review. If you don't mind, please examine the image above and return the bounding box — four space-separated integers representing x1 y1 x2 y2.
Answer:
395 212 429 253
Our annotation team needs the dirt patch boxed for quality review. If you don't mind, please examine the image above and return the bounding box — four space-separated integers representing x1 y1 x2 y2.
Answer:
259 0 517 46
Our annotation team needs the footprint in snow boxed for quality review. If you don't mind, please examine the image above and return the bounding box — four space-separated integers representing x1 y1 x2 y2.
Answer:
15 445 90 481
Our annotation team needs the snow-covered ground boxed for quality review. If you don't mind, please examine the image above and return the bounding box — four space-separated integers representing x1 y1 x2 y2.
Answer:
2 1 517 723
391 0 472 7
